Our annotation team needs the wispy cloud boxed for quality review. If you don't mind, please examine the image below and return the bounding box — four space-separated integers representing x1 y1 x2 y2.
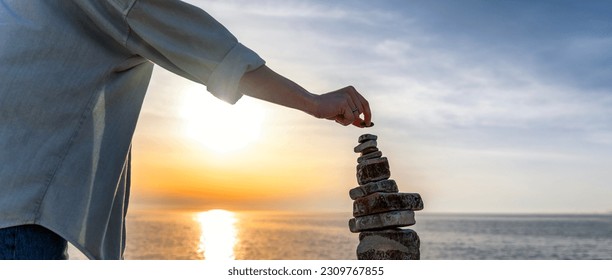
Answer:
169 0 612 212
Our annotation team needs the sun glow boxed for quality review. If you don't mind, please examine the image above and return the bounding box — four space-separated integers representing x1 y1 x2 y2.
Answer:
180 88 265 153
196 209 238 260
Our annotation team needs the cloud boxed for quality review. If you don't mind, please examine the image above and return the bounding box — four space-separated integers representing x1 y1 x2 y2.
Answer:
189 0 349 20
190 0 612 148
586 131 612 145
172 0 612 212
327 2 612 142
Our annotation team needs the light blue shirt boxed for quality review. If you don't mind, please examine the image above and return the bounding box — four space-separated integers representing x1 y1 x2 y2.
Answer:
0 0 265 259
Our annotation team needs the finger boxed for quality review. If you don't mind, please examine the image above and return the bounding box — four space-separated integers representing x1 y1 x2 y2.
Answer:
352 89 371 125
336 116 352 126
344 86 362 114
352 118 364 128
335 98 355 126
345 87 364 118
338 102 355 126
346 86 371 127
347 98 365 127
346 97 360 118
359 96 372 126
335 119 349 126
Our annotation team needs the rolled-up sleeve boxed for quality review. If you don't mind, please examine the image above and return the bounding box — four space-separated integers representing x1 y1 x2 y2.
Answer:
79 0 265 104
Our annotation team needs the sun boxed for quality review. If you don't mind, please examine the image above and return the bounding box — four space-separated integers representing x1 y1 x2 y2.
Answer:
180 87 265 153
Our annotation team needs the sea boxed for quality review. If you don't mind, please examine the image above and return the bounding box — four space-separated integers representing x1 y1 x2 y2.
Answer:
68 210 612 260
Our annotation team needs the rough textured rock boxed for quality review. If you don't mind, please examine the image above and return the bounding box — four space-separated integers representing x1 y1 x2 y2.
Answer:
348 210 415 232
357 229 420 260
348 179 398 200
356 157 390 185
358 134 378 143
353 192 424 217
354 140 377 153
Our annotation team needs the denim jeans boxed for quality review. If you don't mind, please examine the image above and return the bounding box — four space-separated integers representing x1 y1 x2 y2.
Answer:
0 225 68 260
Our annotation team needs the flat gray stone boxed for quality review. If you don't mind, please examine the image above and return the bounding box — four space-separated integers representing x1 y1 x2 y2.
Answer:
356 157 390 185
353 192 424 217
354 140 377 153
360 146 379 155
348 210 415 232
357 150 383 163
358 134 378 143
359 228 420 243
349 179 398 200
357 229 420 260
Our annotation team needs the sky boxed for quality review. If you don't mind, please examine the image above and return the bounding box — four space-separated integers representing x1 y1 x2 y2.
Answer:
129 0 612 214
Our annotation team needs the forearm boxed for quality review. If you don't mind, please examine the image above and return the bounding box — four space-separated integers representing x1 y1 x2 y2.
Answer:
238 65 319 116
238 64 372 127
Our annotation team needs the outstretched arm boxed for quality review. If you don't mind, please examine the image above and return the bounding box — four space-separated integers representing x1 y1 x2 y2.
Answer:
239 65 372 128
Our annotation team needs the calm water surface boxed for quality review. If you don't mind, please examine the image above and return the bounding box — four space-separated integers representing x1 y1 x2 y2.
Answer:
68 210 612 260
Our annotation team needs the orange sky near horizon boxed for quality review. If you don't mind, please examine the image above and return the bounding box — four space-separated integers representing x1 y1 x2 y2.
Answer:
129 68 364 211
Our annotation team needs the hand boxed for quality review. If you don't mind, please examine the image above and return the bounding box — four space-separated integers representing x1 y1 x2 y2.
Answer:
312 86 372 127
239 66 372 127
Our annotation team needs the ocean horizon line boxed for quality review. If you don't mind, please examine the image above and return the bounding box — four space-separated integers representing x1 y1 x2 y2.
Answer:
126 207 612 217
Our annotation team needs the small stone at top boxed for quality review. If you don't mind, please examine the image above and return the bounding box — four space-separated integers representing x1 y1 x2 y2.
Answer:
359 134 378 143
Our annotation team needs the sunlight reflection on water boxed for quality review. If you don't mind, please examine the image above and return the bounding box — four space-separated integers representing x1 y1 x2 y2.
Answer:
195 209 238 260
70 212 611 260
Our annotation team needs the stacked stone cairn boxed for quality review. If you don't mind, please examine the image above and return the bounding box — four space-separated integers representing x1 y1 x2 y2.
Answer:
348 134 424 260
